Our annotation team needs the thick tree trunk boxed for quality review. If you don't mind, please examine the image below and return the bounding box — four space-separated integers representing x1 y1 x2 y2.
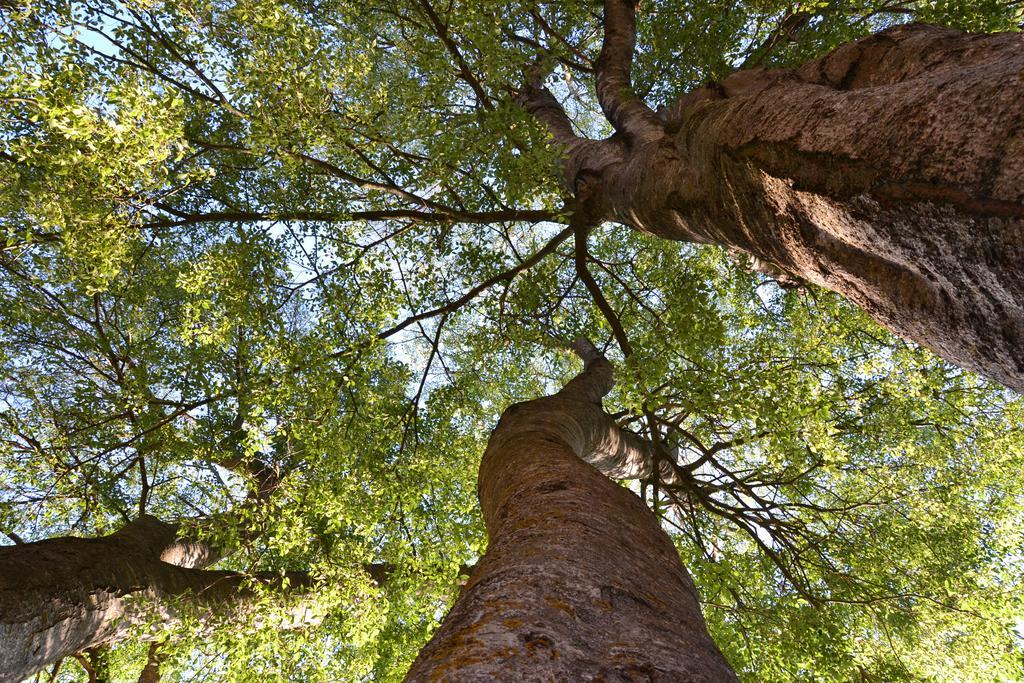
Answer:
629 24 1024 392
525 15 1024 392
0 516 303 682
406 342 736 681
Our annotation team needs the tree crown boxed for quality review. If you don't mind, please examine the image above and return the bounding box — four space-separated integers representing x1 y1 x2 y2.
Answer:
2 0 1023 680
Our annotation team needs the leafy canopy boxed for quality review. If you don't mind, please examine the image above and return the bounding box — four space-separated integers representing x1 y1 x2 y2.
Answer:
1 0 1023 681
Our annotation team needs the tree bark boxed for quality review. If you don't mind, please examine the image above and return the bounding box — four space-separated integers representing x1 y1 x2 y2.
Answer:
137 643 166 683
0 515 307 682
642 24 1024 392
405 341 736 681
524 12 1024 392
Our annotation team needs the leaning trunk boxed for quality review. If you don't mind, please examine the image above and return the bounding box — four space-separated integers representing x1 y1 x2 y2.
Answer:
529 19 1024 391
612 24 1024 391
406 344 736 680
0 516 301 682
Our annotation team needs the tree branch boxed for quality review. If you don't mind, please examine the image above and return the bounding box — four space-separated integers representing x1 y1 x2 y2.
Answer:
141 207 557 230
367 223 574 345
739 10 813 69
574 220 633 357
528 9 595 71
416 0 493 110
513 68 583 147
595 0 662 138
137 643 165 683
559 337 615 403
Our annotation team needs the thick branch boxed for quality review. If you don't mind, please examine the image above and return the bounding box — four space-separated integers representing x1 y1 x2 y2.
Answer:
0 517 315 681
137 643 165 683
483 339 668 482
513 73 582 147
595 0 662 138
558 337 615 403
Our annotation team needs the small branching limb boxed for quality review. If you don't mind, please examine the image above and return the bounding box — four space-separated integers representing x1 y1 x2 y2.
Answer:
416 0 494 110
573 218 633 353
371 223 575 344
740 10 814 69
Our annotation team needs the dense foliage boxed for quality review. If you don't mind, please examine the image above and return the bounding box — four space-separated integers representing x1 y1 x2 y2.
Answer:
2 0 1023 680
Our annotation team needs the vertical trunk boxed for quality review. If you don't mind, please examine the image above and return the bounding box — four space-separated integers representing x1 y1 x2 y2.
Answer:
406 343 736 680
137 643 166 683
607 24 1024 392
0 516 289 682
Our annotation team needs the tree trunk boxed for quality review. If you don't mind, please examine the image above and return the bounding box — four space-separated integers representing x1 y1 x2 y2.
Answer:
635 24 1024 392
406 341 736 681
0 515 305 682
137 643 166 683
525 15 1024 392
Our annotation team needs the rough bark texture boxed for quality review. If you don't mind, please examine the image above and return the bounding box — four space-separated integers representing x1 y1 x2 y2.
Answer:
650 25 1024 392
405 343 736 681
525 13 1024 392
0 516 304 682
